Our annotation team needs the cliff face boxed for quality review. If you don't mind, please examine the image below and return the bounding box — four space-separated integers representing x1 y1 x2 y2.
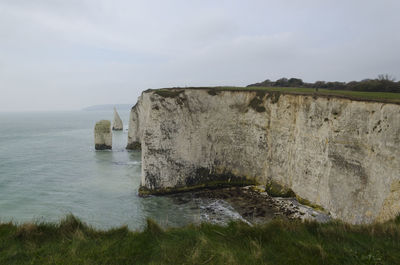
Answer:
127 88 400 224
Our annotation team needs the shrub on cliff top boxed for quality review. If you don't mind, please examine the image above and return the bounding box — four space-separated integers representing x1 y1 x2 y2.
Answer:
248 75 400 93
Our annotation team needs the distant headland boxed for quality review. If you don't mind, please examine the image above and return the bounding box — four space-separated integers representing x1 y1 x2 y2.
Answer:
82 104 133 111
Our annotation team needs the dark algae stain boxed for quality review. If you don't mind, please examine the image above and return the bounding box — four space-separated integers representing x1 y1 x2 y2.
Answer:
329 153 368 186
139 167 257 196
267 91 281 104
185 167 255 187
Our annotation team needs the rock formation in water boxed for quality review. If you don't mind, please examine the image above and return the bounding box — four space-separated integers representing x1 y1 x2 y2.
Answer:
95 120 112 150
112 107 123 131
127 88 400 224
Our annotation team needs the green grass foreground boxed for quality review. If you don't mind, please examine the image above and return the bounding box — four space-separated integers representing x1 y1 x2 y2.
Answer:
1 215 400 264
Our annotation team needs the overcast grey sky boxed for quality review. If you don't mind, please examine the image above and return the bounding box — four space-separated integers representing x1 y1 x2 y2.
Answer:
1 0 399 111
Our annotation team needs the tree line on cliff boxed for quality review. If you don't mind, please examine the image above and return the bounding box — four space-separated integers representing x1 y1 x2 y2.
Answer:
248 74 400 93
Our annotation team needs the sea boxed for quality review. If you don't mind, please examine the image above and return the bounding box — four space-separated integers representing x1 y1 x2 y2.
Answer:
0 110 244 230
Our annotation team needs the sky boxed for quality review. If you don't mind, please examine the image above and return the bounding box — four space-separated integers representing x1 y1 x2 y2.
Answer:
1 0 399 111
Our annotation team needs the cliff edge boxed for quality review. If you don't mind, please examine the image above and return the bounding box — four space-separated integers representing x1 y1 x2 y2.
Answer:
127 88 400 224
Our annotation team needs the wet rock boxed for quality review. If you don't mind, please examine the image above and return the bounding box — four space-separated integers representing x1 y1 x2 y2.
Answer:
165 185 331 225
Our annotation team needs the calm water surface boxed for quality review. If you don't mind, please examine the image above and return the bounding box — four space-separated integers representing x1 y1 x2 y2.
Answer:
0 111 238 230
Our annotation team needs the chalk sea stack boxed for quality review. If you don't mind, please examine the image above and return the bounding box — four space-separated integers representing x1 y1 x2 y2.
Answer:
112 107 123 131
94 120 112 150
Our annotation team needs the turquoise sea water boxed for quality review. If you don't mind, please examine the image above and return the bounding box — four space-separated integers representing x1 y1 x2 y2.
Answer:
0 111 244 230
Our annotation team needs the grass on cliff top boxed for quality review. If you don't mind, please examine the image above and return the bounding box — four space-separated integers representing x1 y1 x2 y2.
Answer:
1 215 400 265
155 86 400 104
243 87 400 103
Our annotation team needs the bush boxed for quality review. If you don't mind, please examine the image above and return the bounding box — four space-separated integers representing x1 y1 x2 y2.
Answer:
247 75 400 93
274 77 289 87
288 78 304 87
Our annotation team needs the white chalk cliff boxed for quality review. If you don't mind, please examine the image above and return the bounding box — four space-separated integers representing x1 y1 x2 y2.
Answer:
112 107 123 131
127 88 400 224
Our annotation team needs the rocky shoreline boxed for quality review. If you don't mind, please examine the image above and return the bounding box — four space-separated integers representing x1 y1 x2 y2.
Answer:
167 186 331 225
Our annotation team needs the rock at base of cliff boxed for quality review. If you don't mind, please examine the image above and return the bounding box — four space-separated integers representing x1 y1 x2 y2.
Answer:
112 107 123 131
95 144 111 150
126 141 141 150
94 120 112 150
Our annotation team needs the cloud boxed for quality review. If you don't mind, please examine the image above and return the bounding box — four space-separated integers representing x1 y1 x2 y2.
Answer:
0 0 399 111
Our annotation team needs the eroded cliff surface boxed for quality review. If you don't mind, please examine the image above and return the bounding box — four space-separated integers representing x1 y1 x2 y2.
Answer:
127 88 400 224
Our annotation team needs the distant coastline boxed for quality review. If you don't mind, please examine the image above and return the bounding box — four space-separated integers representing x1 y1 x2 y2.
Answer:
82 104 133 111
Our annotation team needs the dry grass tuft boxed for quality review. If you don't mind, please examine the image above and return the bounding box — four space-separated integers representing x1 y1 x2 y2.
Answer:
16 223 41 238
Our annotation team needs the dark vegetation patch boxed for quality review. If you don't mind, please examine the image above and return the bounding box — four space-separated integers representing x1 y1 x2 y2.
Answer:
264 180 326 211
265 180 296 198
266 91 281 104
1 214 400 264
154 89 183 98
249 91 267 112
